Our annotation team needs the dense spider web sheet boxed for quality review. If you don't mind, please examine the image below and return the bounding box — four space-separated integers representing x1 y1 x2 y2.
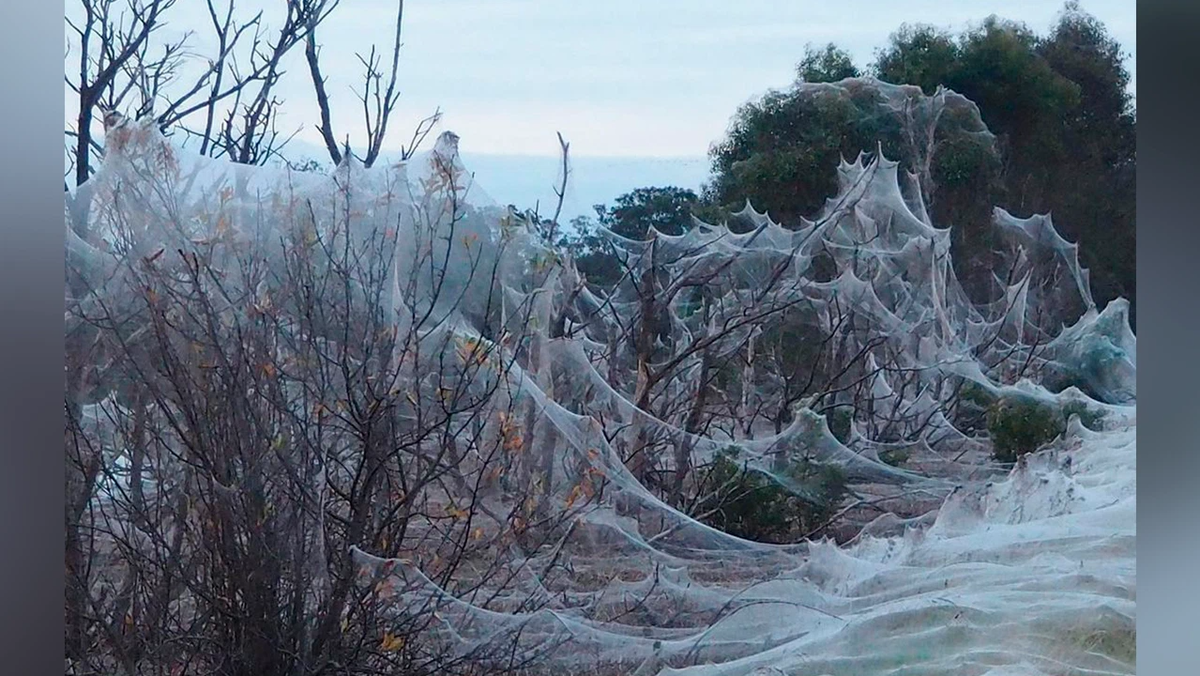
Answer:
66 79 1135 676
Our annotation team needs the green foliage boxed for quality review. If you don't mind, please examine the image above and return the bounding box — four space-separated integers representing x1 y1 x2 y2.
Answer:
706 79 915 226
875 6 1135 319
1036 3 1137 322
986 396 1064 463
695 448 849 543
558 187 706 290
873 24 960 95
948 17 1082 171
708 2 1135 321
595 186 701 240
959 381 999 408
1061 400 1106 431
951 380 998 436
797 43 861 83
705 75 1001 302
878 447 911 467
557 215 624 288
690 201 734 227
960 380 1106 461
825 407 853 444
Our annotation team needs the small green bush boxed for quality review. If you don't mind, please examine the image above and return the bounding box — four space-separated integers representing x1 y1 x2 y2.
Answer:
1061 400 1106 431
878 446 911 467
959 381 998 408
969 382 1108 462
953 380 998 435
986 396 1065 463
825 407 853 444
695 448 848 543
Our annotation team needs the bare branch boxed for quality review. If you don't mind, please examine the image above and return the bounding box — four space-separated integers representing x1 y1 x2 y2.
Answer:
303 21 342 166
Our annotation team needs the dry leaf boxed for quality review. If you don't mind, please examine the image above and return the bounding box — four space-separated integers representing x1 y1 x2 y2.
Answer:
565 484 584 509
379 631 405 652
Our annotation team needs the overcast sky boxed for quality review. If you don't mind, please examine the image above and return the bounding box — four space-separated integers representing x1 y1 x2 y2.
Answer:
66 0 1136 216
233 0 1135 158
69 0 1136 157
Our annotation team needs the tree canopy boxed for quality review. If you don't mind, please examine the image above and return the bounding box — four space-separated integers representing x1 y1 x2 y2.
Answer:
701 2 1135 322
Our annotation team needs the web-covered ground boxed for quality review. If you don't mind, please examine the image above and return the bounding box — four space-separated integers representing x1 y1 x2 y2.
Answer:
67 80 1135 676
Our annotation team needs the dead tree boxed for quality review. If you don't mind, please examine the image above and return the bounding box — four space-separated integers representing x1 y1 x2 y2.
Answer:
305 0 440 167
66 0 428 185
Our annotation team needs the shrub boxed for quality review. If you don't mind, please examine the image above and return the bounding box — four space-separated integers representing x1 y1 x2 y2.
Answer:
986 396 1065 462
954 380 998 435
878 446 912 467
1062 400 1106 431
984 391 1110 462
694 448 848 543
825 407 854 444
1043 369 1105 402
960 381 998 408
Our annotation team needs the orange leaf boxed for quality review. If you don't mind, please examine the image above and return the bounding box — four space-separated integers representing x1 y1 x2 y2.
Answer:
374 579 395 597
565 484 584 509
380 631 405 652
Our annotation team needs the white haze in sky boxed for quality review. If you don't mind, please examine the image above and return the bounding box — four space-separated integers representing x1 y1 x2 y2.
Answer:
65 0 1135 218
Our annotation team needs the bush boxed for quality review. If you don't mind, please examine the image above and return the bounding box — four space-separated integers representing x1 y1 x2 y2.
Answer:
825 407 854 444
984 390 1110 463
952 380 998 435
878 446 911 467
960 381 998 408
986 396 1065 462
1062 400 1106 431
694 449 849 543
1043 369 1105 403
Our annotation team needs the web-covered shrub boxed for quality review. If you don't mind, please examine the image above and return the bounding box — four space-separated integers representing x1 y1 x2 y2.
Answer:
987 396 1065 462
694 448 849 543
1062 399 1106 431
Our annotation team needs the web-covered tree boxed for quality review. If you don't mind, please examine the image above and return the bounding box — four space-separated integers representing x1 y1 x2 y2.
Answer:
708 3 1134 319
705 77 1001 297
872 3 1135 319
557 186 705 289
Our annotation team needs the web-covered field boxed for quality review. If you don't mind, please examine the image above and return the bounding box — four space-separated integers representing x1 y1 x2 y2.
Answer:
65 80 1135 676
